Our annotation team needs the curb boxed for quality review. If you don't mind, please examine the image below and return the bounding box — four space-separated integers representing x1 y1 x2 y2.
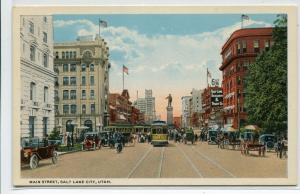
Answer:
58 149 82 156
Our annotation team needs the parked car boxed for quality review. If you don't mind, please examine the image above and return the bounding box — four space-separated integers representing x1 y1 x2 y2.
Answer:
259 134 276 151
21 137 58 169
82 132 101 151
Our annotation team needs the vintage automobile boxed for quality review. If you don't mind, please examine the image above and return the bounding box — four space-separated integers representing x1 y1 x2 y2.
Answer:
207 129 218 144
82 132 101 151
99 131 114 147
259 134 276 151
21 137 58 169
183 129 195 144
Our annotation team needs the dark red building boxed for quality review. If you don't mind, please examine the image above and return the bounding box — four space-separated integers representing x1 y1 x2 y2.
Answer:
219 27 273 129
201 86 223 127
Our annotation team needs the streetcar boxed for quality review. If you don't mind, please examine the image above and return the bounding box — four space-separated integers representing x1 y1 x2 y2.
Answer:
151 120 169 146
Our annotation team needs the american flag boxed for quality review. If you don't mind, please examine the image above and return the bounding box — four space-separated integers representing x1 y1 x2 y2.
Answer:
99 19 108 28
241 14 249 20
123 65 128 75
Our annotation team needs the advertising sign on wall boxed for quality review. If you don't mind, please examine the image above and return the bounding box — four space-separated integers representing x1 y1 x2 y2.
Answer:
211 89 223 106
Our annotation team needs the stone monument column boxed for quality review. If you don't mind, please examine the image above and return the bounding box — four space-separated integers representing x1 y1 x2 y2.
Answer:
166 94 173 125
166 106 173 125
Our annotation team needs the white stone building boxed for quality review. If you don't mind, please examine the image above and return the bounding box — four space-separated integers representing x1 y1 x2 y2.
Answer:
133 89 156 124
20 16 56 138
190 88 203 113
181 96 191 128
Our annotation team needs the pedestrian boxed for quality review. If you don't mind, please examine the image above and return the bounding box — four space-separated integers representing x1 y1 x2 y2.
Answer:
67 135 71 150
195 134 198 142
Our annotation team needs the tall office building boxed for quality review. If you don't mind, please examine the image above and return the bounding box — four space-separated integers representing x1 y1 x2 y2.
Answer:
133 89 156 123
20 16 56 138
53 35 110 133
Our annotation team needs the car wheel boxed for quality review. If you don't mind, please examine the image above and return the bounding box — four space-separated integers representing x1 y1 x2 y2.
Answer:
30 154 39 169
52 151 58 164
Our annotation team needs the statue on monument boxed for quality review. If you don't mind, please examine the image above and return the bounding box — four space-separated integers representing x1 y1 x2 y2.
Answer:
166 94 172 107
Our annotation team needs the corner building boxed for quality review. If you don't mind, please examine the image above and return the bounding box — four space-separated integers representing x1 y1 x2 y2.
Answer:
54 35 110 133
20 16 56 138
219 28 273 128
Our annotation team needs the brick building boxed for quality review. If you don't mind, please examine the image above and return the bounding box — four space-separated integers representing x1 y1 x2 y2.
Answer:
173 116 181 128
109 90 132 124
219 27 273 129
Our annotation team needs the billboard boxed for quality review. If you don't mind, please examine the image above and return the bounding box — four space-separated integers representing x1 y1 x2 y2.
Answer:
211 89 223 107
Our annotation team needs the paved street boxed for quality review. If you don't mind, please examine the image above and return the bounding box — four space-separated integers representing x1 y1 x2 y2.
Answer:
21 141 287 178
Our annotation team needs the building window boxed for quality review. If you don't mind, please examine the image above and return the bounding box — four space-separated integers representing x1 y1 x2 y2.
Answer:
82 104 86 114
55 52 59 59
237 76 241 85
237 41 241 54
265 40 270 51
253 40 260 53
30 45 36 61
29 116 35 137
30 82 36 101
242 41 247 53
71 104 77 114
43 32 47 43
63 90 69 100
70 64 76 72
90 90 94 99
90 76 94 85
44 86 48 102
43 117 48 136
29 21 34 34
66 51 69 59
90 64 94 71
43 53 48 67
63 77 69 85
63 64 68 72
91 103 95 114
82 90 86 99
69 51 73 59
70 77 76 85
82 76 86 85
82 64 86 72
70 90 76 99
63 105 69 114
62 52 65 59
73 51 76 58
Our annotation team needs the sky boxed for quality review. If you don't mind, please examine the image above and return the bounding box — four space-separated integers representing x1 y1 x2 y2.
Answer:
53 14 278 120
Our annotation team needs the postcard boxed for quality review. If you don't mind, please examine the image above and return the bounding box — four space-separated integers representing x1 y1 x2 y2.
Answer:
12 5 297 186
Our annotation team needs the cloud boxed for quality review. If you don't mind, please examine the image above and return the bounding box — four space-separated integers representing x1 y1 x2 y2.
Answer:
54 18 273 119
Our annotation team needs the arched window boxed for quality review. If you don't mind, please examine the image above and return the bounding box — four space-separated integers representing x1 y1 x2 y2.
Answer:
90 64 94 71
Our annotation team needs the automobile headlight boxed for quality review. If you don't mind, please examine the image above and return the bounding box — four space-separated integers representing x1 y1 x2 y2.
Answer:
24 152 29 158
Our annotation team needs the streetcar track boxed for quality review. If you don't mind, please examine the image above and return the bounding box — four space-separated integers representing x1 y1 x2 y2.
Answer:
157 147 165 178
190 146 236 178
176 144 204 178
126 146 153 178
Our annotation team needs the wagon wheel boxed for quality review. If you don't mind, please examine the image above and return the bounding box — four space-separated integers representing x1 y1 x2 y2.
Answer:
52 151 58 164
29 154 39 169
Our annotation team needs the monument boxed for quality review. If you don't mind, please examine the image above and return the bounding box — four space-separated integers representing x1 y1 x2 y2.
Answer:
166 94 173 125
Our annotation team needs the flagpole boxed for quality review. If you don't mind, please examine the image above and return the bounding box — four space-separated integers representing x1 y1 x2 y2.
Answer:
207 68 208 87
241 15 243 29
122 66 124 91
99 19 101 37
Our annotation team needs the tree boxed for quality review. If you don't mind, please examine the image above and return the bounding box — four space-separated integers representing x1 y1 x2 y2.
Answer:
244 14 287 136
49 127 61 140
